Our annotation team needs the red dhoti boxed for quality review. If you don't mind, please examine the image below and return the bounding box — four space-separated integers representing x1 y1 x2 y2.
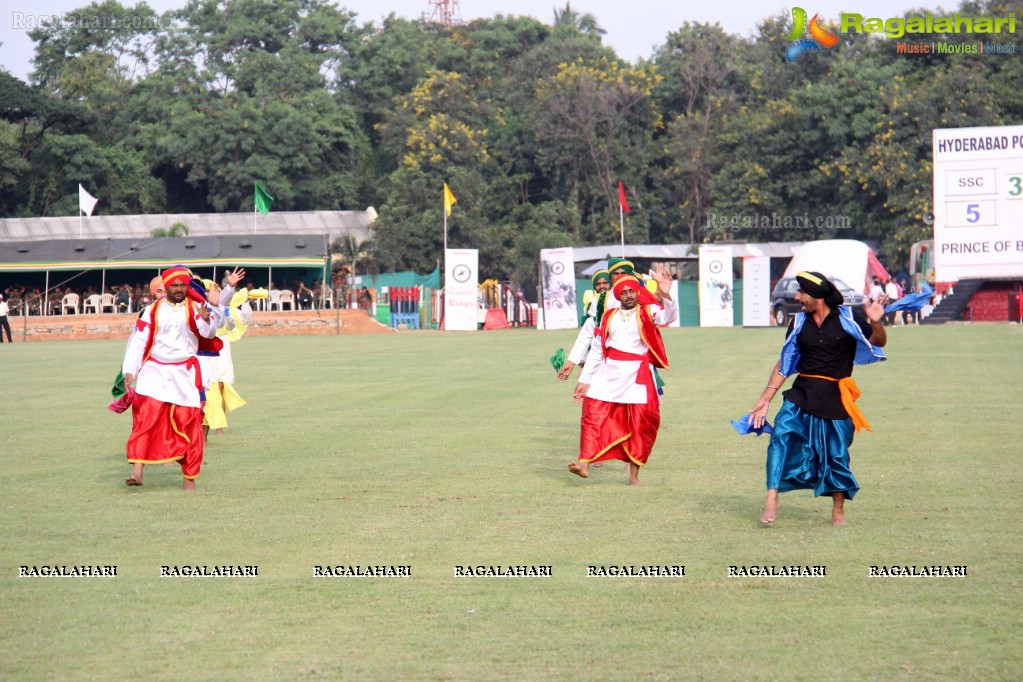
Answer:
127 393 205 479
579 395 660 466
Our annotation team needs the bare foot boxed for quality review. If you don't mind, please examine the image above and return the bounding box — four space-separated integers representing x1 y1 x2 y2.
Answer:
183 479 197 492
628 463 640 486
760 490 779 524
215 428 224 436
126 463 144 486
832 493 846 526
567 461 589 479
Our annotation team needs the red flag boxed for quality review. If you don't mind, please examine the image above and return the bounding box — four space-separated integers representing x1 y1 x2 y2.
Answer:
618 180 630 213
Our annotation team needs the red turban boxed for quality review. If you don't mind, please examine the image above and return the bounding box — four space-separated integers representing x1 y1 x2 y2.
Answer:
162 266 192 287
612 274 660 308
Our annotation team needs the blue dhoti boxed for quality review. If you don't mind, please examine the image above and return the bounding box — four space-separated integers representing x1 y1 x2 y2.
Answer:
766 400 860 499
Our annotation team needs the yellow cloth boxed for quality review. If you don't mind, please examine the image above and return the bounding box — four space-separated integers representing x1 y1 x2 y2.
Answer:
216 291 257 341
202 382 247 430
216 318 248 342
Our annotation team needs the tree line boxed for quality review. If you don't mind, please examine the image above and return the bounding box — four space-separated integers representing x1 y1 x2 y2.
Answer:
1 0 1020 291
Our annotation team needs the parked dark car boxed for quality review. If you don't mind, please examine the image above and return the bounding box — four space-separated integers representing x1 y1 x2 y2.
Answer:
771 277 866 326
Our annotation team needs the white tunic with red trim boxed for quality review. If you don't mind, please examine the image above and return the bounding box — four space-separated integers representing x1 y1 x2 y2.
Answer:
579 306 661 404
122 299 217 408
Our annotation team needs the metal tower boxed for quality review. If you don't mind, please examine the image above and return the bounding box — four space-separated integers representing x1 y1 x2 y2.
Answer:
424 0 460 27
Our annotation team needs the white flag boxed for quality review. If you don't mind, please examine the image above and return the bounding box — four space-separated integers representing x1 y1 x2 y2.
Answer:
78 184 98 216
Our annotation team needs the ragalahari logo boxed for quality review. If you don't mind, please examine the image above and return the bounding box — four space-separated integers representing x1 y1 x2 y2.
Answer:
786 7 840 62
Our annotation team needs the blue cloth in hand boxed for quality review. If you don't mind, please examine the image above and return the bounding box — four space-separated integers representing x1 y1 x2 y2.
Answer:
731 413 773 436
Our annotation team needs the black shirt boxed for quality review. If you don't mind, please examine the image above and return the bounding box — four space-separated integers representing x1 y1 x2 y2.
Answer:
782 307 873 420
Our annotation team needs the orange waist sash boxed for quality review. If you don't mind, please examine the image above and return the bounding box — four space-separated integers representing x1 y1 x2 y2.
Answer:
798 373 871 432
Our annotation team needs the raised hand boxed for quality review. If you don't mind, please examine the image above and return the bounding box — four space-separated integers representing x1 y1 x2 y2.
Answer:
865 295 887 324
651 265 673 299
224 267 246 288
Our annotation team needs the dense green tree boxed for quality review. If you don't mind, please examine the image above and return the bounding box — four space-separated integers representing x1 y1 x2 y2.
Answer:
145 0 367 211
653 23 737 243
28 0 162 89
165 0 357 97
336 16 442 142
531 55 661 244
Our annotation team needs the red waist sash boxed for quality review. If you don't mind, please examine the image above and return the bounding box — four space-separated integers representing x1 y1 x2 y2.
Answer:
147 356 203 391
606 348 656 403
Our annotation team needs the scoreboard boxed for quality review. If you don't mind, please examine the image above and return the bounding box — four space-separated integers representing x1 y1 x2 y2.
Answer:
932 125 1023 280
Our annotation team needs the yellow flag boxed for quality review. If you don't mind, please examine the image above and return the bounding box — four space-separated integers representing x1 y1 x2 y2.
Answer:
443 183 457 217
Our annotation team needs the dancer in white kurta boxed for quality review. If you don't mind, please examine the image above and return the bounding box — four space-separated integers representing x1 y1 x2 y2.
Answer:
570 274 671 486
122 266 218 490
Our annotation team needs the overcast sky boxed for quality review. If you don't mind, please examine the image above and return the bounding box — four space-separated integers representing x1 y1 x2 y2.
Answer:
2 0 952 81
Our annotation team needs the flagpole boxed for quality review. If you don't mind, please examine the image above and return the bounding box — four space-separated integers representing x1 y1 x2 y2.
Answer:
254 204 257 235
444 210 448 252
620 204 625 257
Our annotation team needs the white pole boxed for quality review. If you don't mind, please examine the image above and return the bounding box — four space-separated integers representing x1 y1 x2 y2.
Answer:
620 205 625 257
444 211 448 252
538 258 545 330
44 271 50 316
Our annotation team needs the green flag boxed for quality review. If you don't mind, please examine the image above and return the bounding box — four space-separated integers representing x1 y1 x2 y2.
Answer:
111 370 126 398
254 182 274 215
549 347 565 372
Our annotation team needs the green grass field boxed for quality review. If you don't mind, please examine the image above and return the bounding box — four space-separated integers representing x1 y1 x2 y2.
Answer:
1 324 1021 680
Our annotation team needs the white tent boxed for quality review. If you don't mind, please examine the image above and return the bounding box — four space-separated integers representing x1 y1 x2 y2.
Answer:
782 239 890 294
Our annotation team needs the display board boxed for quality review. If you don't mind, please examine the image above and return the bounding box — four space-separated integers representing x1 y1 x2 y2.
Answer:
932 125 1023 280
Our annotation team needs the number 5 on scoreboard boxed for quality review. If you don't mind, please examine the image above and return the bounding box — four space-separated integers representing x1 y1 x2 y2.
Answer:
945 200 996 227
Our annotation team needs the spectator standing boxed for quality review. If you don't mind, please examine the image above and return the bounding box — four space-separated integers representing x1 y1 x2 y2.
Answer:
868 277 884 304
0 294 12 343
884 278 900 325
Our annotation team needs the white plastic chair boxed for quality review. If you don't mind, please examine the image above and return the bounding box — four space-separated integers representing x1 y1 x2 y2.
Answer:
82 294 101 314
267 289 282 311
321 288 333 309
279 290 296 311
61 293 80 315
100 293 117 313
